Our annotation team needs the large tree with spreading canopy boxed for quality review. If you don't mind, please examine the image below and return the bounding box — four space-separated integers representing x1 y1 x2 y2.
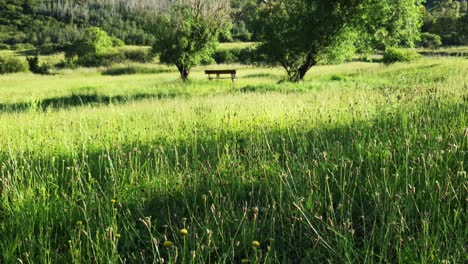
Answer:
151 0 231 80
252 0 425 82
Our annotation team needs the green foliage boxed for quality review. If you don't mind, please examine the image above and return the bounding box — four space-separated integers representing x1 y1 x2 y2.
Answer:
419 32 443 48
317 29 358 65
212 47 258 64
383 47 422 64
0 43 10 50
101 65 174 76
151 1 231 80
111 36 125 47
0 0 155 47
253 0 425 82
0 56 27 74
11 43 35 51
38 43 63 55
26 55 50 75
66 27 122 67
122 49 154 63
422 0 468 45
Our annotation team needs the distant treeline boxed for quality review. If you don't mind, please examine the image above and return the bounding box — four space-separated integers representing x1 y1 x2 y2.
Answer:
0 0 466 50
0 0 254 48
422 0 468 46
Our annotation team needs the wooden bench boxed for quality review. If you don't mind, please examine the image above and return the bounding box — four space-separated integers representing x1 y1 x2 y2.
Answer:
205 70 237 81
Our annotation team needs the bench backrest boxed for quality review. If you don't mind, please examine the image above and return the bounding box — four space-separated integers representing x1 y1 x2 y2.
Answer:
205 70 236 74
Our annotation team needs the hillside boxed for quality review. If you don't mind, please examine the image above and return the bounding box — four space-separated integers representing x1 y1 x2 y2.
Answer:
0 0 253 48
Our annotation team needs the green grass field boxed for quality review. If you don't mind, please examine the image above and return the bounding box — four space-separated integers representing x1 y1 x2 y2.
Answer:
0 56 467 263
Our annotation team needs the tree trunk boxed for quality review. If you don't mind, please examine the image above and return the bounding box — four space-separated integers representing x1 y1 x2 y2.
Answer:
288 53 317 82
298 53 317 81
177 65 190 81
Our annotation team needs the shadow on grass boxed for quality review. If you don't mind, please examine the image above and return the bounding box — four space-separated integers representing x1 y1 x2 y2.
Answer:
0 92 185 113
0 99 465 263
101 66 175 76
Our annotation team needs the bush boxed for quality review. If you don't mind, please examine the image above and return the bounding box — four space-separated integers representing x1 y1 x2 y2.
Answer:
0 43 10 50
419 33 442 49
26 56 51 75
66 27 119 67
383 47 421 64
213 49 238 64
11 43 35 51
212 47 258 64
38 43 63 55
55 59 78 69
77 52 125 67
111 36 125 47
0 56 28 74
102 66 174 76
122 49 154 63
238 48 258 64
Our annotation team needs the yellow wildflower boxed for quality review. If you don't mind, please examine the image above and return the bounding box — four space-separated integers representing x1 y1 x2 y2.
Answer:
252 240 260 248
163 241 173 248
180 229 189 236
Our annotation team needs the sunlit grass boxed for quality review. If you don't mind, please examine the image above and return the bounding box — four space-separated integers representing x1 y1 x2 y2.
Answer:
0 57 467 263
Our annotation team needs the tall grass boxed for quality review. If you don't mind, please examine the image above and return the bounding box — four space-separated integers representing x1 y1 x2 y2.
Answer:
0 57 467 263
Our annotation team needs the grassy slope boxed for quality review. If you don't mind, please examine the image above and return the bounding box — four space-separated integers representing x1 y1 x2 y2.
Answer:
0 57 467 263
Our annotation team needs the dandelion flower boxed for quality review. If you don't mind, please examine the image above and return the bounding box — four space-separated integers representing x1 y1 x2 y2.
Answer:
76 220 83 225
252 240 260 248
111 199 116 204
180 229 189 236
163 241 173 248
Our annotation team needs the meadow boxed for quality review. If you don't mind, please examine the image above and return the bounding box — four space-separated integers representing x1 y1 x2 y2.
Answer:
0 54 467 263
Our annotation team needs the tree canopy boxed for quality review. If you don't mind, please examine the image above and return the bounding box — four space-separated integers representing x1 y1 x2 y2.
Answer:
253 0 425 82
151 0 231 80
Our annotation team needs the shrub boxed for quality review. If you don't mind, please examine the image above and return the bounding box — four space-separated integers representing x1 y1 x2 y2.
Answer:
419 33 442 49
66 27 119 67
11 43 35 51
212 47 258 64
213 49 238 64
26 56 51 75
77 52 125 67
383 47 421 64
111 36 125 47
0 43 10 50
55 59 78 69
39 43 63 55
238 47 258 64
102 66 174 76
123 49 154 63
0 56 28 74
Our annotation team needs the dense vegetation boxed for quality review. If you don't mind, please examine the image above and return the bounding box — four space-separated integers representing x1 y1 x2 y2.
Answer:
1 0 466 49
422 0 468 45
0 0 252 48
0 56 466 263
0 0 467 263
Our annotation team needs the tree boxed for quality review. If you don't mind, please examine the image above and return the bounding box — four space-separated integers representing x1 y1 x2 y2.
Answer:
151 0 231 80
422 0 468 45
253 0 424 82
65 26 121 67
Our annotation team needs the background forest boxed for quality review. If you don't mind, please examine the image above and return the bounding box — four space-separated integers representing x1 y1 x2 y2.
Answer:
1 0 466 51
